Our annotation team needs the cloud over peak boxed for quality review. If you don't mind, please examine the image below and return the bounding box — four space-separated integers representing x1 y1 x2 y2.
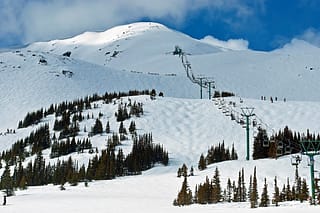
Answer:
0 0 263 46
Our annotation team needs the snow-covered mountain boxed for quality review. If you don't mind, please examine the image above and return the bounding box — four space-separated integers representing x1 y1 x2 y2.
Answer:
1 22 320 212
2 21 320 128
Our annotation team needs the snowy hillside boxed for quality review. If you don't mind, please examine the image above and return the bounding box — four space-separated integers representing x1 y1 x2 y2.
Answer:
27 22 320 102
2 22 320 127
1 95 320 212
1 22 320 212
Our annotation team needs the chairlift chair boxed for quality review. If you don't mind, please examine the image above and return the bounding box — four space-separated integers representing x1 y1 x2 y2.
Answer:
284 145 292 154
276 148 283 156
230 113 235 121
262 137 270 147
252 119 257 127
291 154 302 166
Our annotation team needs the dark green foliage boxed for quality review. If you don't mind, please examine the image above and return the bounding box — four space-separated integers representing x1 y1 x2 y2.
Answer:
129 102 143 117
1 124 50 165
116 104 130 122
260 178 269 207
124 134 168 174
177 164 188 178
91 118 103 135
273 176 280 206
128 121 136 134
253 127 269 160
118 121 127 134
106 121 111 134
0 163 14 196
199 142 238 170
51 137 92 158
194 167 222 204
300 178 309 202
173 177 193 206
250 167 258 208
252 126 318 160
198 154 206 171
18 108 44 128
226 178 232 202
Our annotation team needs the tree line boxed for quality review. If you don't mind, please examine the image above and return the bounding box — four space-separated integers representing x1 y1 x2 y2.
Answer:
0 132 169 196
198 142 238 171
173 167 311 207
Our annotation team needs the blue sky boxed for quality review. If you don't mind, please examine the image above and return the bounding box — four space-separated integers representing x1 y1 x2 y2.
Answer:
1 0 320 51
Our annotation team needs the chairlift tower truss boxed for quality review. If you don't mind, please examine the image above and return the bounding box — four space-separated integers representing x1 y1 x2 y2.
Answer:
299 139 320 205
241 107 255 161
176 47 215 99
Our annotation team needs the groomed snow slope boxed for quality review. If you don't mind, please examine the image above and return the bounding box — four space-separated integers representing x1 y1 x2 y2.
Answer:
1 96 320 212
0 49 199 130
1 22 320 212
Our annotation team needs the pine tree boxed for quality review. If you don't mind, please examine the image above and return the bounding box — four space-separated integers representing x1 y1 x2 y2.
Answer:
250 167 258 208
212 167 221 203
0 163 14 196
273 176 280 206
198 154 206 171
181 164 188 177
286 178 292 201
260 178 269 207
174 177 193 206
189 166 194 176
92 118 103 135
300 178 309 202
241 168 246 202
226 178 232 202
106 121 110 134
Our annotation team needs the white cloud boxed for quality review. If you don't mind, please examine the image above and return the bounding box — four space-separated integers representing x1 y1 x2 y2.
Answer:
201 35 249 51
298 28 320 47
0 0 263 45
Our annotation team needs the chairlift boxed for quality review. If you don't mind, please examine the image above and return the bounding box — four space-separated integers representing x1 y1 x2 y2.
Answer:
284 145 292 154
269 137 275 144
240 119 245 125
230 113 235 121
291 154 302 166
262 137 270 147
277 141 283 149
252 119 257 127
276 148 283 156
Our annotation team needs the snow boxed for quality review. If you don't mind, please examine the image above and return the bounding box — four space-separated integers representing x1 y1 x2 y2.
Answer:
1 22 320 212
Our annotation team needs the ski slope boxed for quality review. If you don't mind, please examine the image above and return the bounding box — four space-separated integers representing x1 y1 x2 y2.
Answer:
1 22 320 212
1 96 320 212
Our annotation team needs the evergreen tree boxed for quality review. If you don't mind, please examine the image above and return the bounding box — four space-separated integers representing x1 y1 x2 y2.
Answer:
181 164 188 177
300 178 309 202
198 154 206 171
0 163 14 196
273 176 280 206
241 168 246 202
250 167 258 208
92 119 103 135
189 166 194 176
226 178 232 202
174 177 193 206
285 178 292 201
260 178 270 207
106 121 110 134
212 167 221 203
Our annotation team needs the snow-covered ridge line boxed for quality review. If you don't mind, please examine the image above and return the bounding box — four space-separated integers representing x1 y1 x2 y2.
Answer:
31 22 168 47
